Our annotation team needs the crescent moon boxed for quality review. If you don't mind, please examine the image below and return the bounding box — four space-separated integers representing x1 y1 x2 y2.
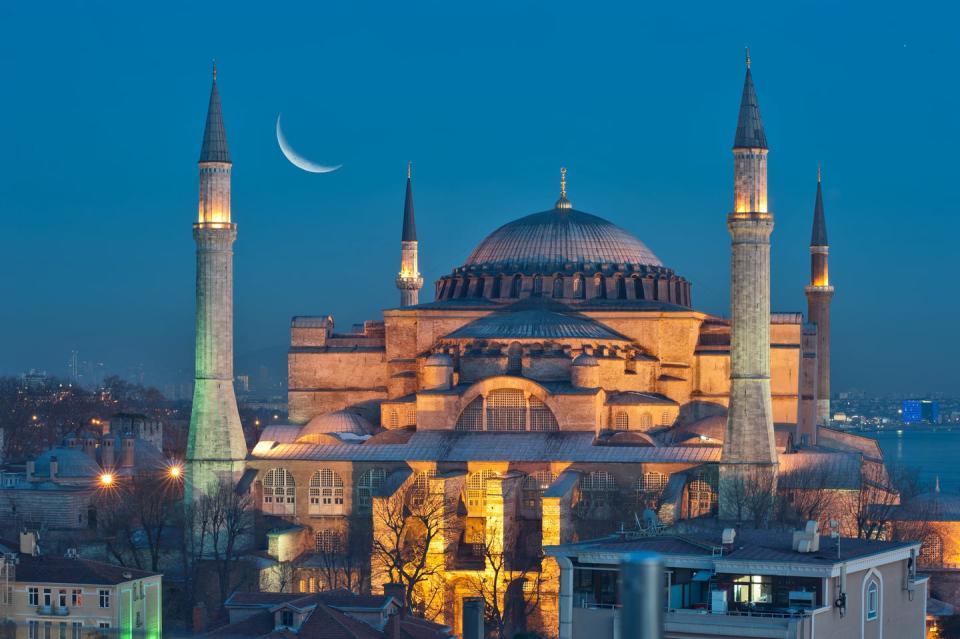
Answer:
275 114 342 173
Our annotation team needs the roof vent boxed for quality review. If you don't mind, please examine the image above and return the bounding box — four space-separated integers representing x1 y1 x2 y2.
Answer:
792 520 820 553
721 528 736 545
122 571 132 580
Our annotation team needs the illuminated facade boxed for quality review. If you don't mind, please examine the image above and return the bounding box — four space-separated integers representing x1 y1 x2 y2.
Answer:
223 56 878 636
805 170 834 428
185 65 247 505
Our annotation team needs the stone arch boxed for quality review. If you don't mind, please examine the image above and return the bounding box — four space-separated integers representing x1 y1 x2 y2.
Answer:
594 274 607 299
532 275 543 297
572 274 584 299
454 376 562 431
552 275 564 298
633 275 645 300
262 467 295 514
510 274 522 298
615 275 627 300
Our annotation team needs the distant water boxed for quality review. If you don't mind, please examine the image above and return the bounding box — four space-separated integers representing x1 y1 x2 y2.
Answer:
863 429 960 493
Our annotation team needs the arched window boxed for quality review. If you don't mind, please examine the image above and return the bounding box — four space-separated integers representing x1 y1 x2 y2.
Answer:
438 280 448 298
640 472 667 492
595 275 607 299
474 277 486 298
458 278 470 298
674 280 682 303
552 276 564 298
921 534 944 566
581 471 616 494
687 479 715 518
507 342 523 375
309 469 344 515
411 470 437 505
651 277 659 301
660 412 672 426
865 580 879 621
487 388 526 431
523 471 556 510
573 274 584 299
448 279 458 298
532 275 543 297
356 468 386 510
510 275 522 298
456 397 484 431
315 530 342 553
634 276 645 300
529 396 559 431
491 276 503 298
615 276 627 300
263 468 295 514
639 413 653 429
613 411 629 430
455 389 558 432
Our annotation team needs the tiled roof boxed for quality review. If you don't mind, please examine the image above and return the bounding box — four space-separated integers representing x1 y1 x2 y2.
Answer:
445 306 629 341
251 431 721 464
14 555 158 585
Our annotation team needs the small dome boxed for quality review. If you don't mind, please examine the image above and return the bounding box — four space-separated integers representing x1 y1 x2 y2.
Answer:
425 353 454 367
34 448 101 479
572 353 599 367
298 410 373 442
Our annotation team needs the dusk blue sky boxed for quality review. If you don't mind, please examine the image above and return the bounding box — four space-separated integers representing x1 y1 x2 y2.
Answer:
1 1 957 394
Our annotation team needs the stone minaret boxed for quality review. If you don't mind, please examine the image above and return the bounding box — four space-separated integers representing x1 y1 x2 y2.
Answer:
805 168 833 427
395 163 423 306
185 64 247 505
720 50 778 520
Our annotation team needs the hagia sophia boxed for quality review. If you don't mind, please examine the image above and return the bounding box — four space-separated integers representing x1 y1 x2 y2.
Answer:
181 53 904 633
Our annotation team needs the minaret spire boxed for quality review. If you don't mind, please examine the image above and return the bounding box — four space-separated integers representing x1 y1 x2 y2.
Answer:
186 65 247 508
720 51 778 521
805 167 834 430
396 163 423 306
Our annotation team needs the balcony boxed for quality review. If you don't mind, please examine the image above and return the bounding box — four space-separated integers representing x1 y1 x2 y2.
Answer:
36 604 70 616
571 605 812 639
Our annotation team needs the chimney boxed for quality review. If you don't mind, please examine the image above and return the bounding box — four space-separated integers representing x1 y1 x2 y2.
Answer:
20 531 39 556
49 456 58 481
462 597 484 639
386 610 401 639
121 435 135 468
192 603 207 634
101 438 114 469
383 583 406 613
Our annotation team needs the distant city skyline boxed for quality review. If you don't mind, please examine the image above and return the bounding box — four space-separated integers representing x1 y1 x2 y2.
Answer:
2 2 958 393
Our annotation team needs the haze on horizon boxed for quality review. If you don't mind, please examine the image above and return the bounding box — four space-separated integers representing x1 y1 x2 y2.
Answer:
1 1 957 395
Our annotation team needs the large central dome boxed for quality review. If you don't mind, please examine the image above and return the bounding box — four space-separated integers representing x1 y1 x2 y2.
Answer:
464 208 662 272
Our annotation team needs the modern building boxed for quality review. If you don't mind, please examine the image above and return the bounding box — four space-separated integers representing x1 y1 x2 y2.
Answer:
902 400 940 425
0 533 162 639
545 523 927 639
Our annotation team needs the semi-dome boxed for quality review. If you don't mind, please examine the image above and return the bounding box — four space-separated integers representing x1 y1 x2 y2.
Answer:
298 410 373 442
464 209 662 272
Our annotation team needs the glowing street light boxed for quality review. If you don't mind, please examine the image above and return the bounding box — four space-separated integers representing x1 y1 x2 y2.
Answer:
99 473 115 487
167 465 182 479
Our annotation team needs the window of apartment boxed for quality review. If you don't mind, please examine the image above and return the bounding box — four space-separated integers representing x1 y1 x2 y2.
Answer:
71 623 82 639
733 575 773 604
71 589 82 607
97 622 110 630
58 590 67 608
29 587 39 606
28 621 39 639
98 589 110 608
43 621 51 639
866 580 879 621
58 622 66 639
280 610 294 627
43 588 51 607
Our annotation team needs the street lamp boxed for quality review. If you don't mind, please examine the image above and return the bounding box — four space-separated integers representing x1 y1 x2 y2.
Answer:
99 473 114 487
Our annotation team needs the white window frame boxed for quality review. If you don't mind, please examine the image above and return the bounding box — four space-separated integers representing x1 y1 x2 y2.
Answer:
29 587 39 606
308 468 345 515
98 589 110 609
866 580 878 620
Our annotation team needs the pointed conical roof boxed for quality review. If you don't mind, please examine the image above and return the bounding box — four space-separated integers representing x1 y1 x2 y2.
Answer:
401 165 416 241
199 70 231 163
810 176 828 246
733 64 767 150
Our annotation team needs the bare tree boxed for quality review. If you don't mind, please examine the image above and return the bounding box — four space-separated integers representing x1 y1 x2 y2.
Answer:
774 462 844 529
720 467 777 528
855 462 922 540
371 481 453 617
313 531 371 593
465 524 543 639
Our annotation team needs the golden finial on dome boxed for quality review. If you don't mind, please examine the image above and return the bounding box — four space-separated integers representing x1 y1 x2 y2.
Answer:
555 167 572 209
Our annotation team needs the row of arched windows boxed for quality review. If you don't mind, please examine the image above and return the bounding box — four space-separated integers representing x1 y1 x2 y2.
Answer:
261 468 386 515
438 272 691 305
